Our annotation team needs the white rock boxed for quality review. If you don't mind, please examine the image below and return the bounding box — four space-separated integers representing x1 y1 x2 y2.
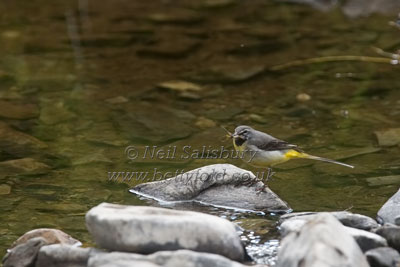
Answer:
344 227 387 252
378 188 400 224
85 203 245 262
279 215 387 253
87 250 246 267
279 211 378 231
35 244 100 267
277 213 369 267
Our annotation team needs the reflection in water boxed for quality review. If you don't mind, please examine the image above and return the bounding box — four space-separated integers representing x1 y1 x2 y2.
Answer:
65 9 85 69
0 0 400 264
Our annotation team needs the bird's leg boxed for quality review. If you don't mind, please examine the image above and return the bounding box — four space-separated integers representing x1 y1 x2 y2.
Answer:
238 168 275 191
255 168 274 193
265 167 275 182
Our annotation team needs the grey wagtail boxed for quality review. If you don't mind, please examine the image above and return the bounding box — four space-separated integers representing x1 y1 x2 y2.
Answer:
223 125 354 182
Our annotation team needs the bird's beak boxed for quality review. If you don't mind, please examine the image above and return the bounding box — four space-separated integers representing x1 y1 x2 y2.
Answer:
232 133 239 138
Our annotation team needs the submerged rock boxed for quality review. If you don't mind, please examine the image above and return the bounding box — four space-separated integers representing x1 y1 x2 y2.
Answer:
116 102 195 143
137 38 201 59
0 100 39 120
0 121 47 157
157 80 202 92
374 128 400 147
204 106 243 120
0 158 51 176
0 184 11 195
147 11 204 25
279 0 337 11
185 65 266 84
130 164 289 212
105 96 129 105
198 0 237 9
85 203 245 261
277 213 369 267
367 175 400 187
194 116 217 129
365 247 400 267
377 188 400 224
88 250 245 267
39 101 77 125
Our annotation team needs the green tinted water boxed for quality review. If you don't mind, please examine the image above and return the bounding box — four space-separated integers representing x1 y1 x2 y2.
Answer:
1 0 400 264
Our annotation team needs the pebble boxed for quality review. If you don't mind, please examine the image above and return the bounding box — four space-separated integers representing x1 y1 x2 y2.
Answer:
0 184 11 195
194 116 217 129
296 93 311 102
374 128 400 146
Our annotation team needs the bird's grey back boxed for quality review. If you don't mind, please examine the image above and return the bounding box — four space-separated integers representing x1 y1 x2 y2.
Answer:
248 128 298 151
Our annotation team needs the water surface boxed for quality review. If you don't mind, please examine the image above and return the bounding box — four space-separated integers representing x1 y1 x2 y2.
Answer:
1 0 400 264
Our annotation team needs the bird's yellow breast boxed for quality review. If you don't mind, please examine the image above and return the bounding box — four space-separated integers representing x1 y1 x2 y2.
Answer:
233 139 297 167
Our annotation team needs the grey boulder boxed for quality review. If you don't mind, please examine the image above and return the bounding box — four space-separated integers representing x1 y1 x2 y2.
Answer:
10 228 81 249
130 164 289 212
85 203 245 262
345 227 387 252
375 225 400 252
88 250 246 267
279 217 387 252
276 213 369 267
3 237 48 267
365 247 400 267
377 189 400 224
279 211 378 231
395 216 400 226
35 244 100 267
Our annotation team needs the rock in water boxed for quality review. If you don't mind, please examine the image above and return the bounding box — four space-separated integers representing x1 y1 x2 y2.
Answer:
88 250 246 267
277 213 369 267
35 244 99 267
345 227 388 252
3 237 48 267
0 158 51 177
365 247 400 267
279 217 387 252
377 189 400 224
85 203 245 262
0 100 39 120
185 65 266 84
374 128 400 147
375 226 400 252
0 121 47 157
130 164 289 212
279 211 379 231
10 228 81 249
3 228 82 267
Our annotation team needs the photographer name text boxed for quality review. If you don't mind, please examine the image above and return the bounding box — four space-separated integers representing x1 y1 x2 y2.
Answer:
125 145 256 162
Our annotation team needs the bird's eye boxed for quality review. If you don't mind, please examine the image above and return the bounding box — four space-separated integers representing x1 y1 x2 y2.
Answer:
241 130 248 134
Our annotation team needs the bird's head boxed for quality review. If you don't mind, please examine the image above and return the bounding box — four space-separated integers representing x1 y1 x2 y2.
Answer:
233 125 254 141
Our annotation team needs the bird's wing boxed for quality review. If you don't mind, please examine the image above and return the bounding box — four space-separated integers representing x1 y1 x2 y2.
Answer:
256 139 300 151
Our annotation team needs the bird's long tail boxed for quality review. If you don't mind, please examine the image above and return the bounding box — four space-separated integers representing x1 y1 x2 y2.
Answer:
285 150 354 168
